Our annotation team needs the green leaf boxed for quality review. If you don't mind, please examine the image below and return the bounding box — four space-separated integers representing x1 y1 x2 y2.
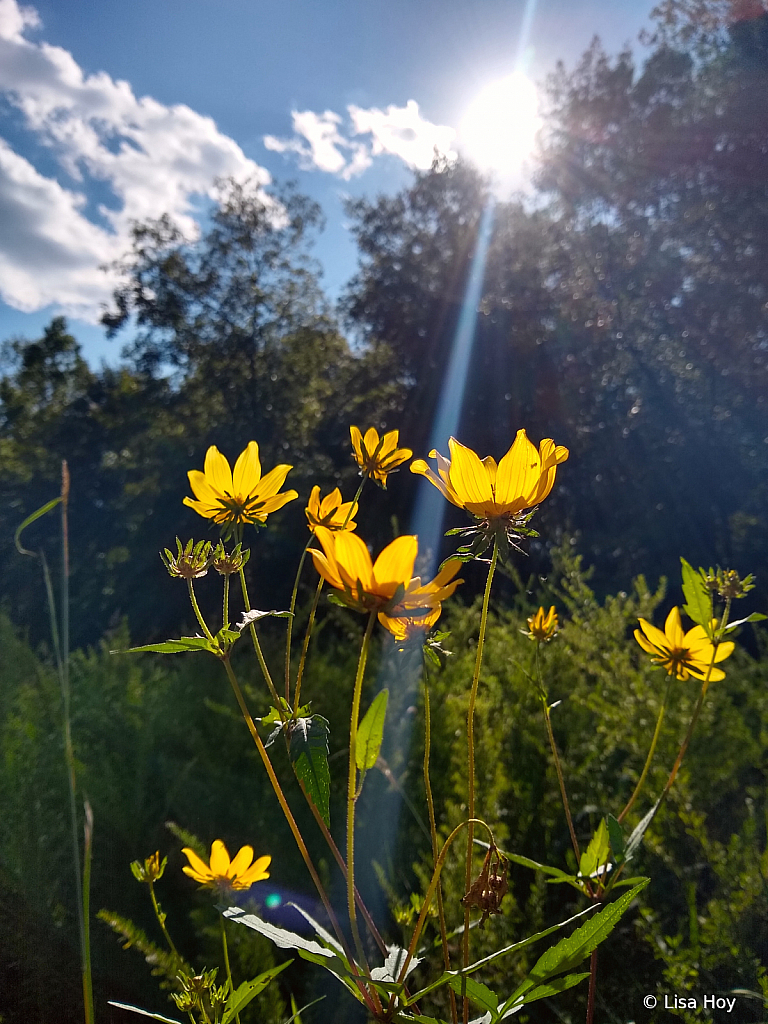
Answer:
508 880 649 1006
370 945 423 988
282 996 325 1024
14 496 62 556
289 715 331 827
356 689 388 770
237 608 293 631
607 814 625 864
681 557 713 634
224 907 334 958
114 636 218 655
512 970 590 1007
625 798 661 863
107 1003 183 1024
725 612 767 632
579 818 611 878
402 906 595 1006
221 962 292 1024
474 840 573 882
447 975 499 1014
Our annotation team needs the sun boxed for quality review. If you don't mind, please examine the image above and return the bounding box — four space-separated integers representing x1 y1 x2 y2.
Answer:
458 72 540 176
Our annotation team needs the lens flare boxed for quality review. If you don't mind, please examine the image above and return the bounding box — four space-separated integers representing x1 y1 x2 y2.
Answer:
459 72 540 173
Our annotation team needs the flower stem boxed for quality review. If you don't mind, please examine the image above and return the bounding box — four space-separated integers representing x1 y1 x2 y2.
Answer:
223 573 230 630
284 541 311 703
220 657 379 1013
617 675 673 824
187 579 216 644
148 879 183 966
219 917 240 1024
462 540 499 1021
238 567 284 715
537 642 581 865
293 576 324 714
586 948 598 1024
423 665 458 1024
346 610 377 973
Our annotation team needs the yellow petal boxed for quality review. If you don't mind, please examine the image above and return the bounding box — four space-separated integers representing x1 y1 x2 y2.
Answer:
182 847 213 882
363 427 380 456
495 430 541 507
714 640 735 662
209 840 230 877
258 491 299 515
255 464 293 500
333 531 375 591
447 438 494 506
482 456 498 490
664 607 685 648
372 535 417 591
227 845 254 879
233 441 261 495
379 430 398 457
186 470 223 505
311 546 343 590
238 855 271 885
636 620 668 652
350 425 363 461
204 447 233 496
183 497 221 519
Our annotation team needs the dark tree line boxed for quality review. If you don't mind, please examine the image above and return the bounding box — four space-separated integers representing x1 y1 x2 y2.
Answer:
1 0 766 645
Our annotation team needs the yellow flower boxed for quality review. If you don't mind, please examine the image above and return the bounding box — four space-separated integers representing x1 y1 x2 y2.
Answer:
311 526 425 612
526 605 559 642
184 441 298 529
182 840 271 891
378 559 464 639
305 485 358 532
634 607 734 681
350 426 412 488
411 431 569 519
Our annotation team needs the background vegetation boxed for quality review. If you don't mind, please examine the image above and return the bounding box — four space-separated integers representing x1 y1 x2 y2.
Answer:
1 1 767 1020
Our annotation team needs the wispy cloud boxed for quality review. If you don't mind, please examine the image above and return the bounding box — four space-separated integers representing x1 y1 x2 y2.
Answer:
0 0 269 319
265 99 456 178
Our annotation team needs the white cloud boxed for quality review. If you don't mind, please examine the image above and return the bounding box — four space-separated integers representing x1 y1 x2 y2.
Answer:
0 0 270 319
349 100 457 170
265 99 456 178
265 109 371 180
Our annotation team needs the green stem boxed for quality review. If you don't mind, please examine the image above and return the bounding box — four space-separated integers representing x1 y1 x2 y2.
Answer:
238 567 284 715
187 579 216 644
346 610 377 973
344 477 366 529
223 572 230 629
285 541 311 703
462 541 499 1019
220 917 240 1024
423 666 458 1024
293 576 324 714
81 799 94 1024
220 657 377 1014
585 948 598 1024
537 644 582 866
148 880 183 965
617 675 673 824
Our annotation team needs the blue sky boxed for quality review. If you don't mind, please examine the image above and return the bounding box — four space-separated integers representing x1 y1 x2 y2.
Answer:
0 0 657 365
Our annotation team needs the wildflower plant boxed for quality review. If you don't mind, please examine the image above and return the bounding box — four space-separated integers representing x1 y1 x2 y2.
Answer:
23 426 764 1024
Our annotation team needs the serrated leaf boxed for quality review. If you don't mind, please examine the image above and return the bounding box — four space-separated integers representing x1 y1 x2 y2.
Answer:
356 689 388 770
513 970 590 1007
681 557 713 633
286 902 346 958
447 975 499 1014
114 636 217 655
402 906 594 1006
579 818 610 878
370 945 422 986
289 715 331 826
224 907 334 958
607 814 625 864
510 881 648 1004
107 1003 182 1024
474 841 573 881
221 962 292 1023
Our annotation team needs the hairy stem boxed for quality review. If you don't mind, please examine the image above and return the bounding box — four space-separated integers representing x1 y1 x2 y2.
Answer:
346 611 377 973
618 675 673 824
462 541 499 1022
423 666 458 1024
220 918 240 1024
293 576 324 714
284 541 310 703
238 567 284 715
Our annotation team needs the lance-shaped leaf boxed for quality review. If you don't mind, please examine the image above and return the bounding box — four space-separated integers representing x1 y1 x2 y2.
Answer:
114 636 218 655
237 608 293 631
107 1004 183 1024
625 798 661 863
681 558 713 635
724 612 767 633
221 961 292 1024
14 496 62 556
607 814 625 866
579 818 611 879
498 880 649 1014
447 976 499 1016
290 715 331 826
356 689 388 771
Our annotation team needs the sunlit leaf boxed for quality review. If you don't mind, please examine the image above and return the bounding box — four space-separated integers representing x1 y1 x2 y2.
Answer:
289 715 331 826
356 689 388 771
221 962 292 1024
681 557 713 634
